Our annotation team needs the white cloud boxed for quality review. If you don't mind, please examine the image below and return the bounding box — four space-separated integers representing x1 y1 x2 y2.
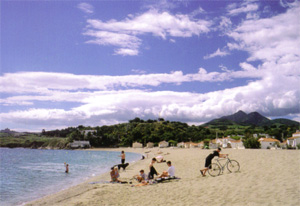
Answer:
227 5 300 64
1 3 300 131
84 9 212 55
227 2 259 16
114 48 139 56
1 72 299 130
204 48 230 59
77 2 94 14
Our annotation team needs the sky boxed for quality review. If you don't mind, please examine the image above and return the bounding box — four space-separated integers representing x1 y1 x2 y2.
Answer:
0 0 300 132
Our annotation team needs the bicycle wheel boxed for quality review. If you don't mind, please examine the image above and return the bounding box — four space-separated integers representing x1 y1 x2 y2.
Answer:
207 163 221 177
227 160 240 173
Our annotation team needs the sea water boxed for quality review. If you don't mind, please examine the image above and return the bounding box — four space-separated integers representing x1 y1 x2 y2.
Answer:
0 148 141 206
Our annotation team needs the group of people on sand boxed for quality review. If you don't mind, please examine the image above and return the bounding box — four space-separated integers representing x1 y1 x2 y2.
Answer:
110 147 228 184
131 157 176 187
110 151 176 186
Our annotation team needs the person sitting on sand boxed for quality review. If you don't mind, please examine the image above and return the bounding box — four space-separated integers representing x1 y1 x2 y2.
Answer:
110 167 121 182
155 155 166 163
148 158 159 179
200 147 228 177
133 170 147 182
158 161 175 178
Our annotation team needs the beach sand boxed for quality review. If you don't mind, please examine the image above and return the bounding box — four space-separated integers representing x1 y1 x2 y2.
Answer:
26 148 300 206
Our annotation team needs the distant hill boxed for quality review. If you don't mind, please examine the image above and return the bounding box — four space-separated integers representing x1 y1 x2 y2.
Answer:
203 111 299 127
0 128 18 135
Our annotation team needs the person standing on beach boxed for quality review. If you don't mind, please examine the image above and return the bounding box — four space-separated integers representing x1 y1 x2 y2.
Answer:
200 148 228 177
148 158 159 179
64 162 69 173
119 151 125 164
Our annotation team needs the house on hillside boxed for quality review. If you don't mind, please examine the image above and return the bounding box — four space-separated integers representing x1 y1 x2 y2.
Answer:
258 138 280 149
70 141 91 149
287 131 300 148
159 141 169 148
146 142 154 148
132 142 143 148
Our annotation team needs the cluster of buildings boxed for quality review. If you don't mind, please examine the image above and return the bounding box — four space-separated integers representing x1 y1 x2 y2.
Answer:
132 131 300 150
69 130 300 149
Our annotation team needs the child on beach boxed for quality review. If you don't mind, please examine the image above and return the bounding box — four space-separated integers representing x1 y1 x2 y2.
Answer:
133 170 147 182
200 147 228 177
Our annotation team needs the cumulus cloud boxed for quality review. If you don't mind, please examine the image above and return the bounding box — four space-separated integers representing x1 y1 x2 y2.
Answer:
227 4 300 65
1 2 300 131
83 9 212 55
1 72 299 131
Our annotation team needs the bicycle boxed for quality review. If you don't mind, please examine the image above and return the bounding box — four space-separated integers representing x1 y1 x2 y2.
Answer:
208 156 240 177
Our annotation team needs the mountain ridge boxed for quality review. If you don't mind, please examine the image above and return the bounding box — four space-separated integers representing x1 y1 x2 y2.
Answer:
203 111 299 127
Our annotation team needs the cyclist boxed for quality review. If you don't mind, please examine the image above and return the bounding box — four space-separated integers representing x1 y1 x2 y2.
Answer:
200 147 228 177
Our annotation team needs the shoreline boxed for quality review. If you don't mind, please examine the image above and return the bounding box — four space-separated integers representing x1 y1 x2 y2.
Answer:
24 147 146 206
26 148 300 206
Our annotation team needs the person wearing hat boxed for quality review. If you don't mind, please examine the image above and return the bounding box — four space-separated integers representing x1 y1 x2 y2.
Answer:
200 147 228 177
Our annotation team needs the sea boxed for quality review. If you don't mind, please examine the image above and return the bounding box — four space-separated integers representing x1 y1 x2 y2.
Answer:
0 148 141 206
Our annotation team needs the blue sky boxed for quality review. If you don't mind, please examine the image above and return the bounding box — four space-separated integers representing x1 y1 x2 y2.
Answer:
1 0 299 132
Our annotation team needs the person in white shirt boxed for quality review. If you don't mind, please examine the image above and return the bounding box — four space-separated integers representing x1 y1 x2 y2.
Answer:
159 161 175 178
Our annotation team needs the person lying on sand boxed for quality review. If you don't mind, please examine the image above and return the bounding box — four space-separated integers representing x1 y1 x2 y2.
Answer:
155 155 166 163
200 147 228 177
158 161 175 178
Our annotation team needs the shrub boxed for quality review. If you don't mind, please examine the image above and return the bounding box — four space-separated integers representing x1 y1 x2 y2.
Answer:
244 137 260 149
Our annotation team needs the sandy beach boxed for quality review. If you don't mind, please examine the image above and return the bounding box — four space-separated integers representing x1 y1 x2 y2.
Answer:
26 148 300 206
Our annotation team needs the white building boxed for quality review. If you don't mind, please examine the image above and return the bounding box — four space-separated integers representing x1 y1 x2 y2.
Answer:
287 131 300 148
209 139 218 149
146 142 154 148
215 137 245 149
230 139 244 149
177 142 185 148
70 141 91 148
159 141 169 148
132 142 143 148
184 142 198 148
258 138 280 149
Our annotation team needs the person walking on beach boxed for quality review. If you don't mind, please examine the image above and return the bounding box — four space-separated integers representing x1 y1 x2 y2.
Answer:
119 151 125 164
148 158 159 179
200 148 228 177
